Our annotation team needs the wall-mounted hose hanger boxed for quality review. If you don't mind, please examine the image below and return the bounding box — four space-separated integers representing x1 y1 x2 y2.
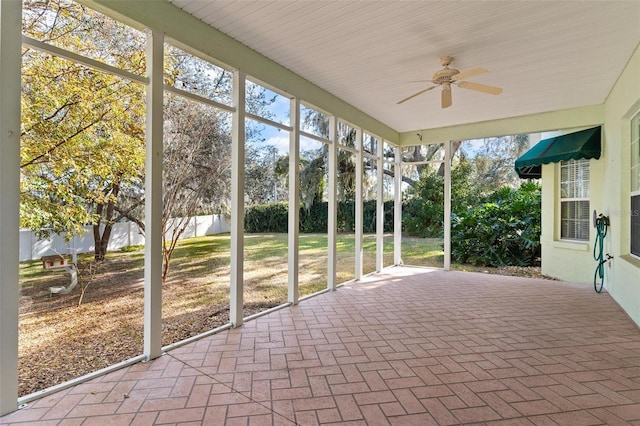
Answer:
593 211 613 293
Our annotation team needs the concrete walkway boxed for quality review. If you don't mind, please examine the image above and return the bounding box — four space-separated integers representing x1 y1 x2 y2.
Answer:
2 267 640 425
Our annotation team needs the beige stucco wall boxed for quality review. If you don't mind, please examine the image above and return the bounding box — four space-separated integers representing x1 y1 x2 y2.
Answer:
602 41 640 326
541 43 640 325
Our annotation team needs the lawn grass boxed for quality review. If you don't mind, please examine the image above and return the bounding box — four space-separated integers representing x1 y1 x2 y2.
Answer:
401 236 444 267
17 232 443 397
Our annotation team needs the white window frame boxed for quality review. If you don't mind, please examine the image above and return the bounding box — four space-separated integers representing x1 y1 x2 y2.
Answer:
631 111 640 258
558 159 590 242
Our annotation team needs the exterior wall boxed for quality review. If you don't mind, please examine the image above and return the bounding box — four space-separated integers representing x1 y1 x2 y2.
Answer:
540 129 606 284
602 41 640 326
541 43 640 326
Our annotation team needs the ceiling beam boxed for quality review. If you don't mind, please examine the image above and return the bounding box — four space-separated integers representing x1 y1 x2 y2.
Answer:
399 104 604 146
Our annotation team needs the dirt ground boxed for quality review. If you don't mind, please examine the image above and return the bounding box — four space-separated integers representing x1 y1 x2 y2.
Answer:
18 259 547 397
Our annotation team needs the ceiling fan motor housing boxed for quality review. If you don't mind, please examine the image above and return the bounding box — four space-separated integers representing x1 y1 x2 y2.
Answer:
432 68 460 85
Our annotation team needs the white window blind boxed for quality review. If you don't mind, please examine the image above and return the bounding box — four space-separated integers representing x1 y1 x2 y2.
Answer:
560 159 590 241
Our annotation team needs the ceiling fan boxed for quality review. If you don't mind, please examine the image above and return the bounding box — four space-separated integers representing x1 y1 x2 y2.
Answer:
397 56 502 108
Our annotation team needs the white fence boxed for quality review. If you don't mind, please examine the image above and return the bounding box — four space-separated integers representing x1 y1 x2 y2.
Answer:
19 214 230 262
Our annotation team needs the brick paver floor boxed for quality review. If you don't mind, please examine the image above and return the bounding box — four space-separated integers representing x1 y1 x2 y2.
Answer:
2 267 640 425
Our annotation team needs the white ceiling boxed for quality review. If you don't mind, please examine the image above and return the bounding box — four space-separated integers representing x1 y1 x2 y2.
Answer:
167 0 640 134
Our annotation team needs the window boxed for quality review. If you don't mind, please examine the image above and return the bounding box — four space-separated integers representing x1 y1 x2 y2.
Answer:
560 159 590 241
632 112 640 257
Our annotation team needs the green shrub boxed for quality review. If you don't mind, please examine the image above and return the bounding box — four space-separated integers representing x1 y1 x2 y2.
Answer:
450 182 541 266
245 202 288 233
402 161 481 238
300 202 328 233
245 200 394 233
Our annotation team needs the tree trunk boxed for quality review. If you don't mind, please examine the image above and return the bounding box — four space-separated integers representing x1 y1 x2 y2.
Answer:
93 221 113 261
93 182 120 261
162 249 171 282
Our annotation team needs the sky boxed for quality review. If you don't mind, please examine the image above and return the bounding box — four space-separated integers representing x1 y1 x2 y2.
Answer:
249 83 322 155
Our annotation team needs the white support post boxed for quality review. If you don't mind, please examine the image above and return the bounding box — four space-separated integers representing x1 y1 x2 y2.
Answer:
376 146 384 272
144 30 164 360
393 146 402 265
355 129 364 280
0 0 21 415
444 141 452 271
327 115 338 290
230 71 246 326
288 98 300 304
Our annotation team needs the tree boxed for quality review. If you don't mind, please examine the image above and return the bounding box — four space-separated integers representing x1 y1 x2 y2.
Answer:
299 150 326 211
244 144 288 205
402 135 532 238
160 95 231 280
460 134 529 192
21 1 276 266
21 0 146 260
403 159 480 237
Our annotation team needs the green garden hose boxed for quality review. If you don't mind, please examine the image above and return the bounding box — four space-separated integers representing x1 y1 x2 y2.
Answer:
593 214 611 293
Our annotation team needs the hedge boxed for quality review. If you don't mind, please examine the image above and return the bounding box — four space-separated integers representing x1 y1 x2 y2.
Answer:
245 200 394 233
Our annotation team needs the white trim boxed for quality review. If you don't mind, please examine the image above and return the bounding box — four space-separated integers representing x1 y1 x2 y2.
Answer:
355 127 364 280
630 111 640 258
336 144 358 155
246 75 293 102
22 35 148 85
444 141 452 271
299 129 330 145
300 100 332 119
245 111 293 133
394 146 402 265
164 36 234 78
363 152 378 160
243 302 292 323
0 0 22 415
557 159 590 242
299 288 331 302
401 160 445 166
337 120 360 151
288 98 300 304
376 143 384 272
163 84 235 113
143 30 164 360
327 115 338 290
230 70 246 327
299 102 332 141
161 324 233 352
17 355 146 407
552 241 589 251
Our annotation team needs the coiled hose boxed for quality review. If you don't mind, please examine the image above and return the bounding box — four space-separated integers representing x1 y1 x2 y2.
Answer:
593 214 611 293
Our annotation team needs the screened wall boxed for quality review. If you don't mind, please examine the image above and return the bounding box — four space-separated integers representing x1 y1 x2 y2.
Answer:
0 0 458 414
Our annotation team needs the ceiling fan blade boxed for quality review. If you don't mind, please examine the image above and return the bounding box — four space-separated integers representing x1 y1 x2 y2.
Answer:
397 85 436 104
457 80 502 95
441 87 452 108
451 67 488 81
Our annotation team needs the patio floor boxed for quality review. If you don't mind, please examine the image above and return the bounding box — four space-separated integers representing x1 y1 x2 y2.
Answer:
2 266 640 425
